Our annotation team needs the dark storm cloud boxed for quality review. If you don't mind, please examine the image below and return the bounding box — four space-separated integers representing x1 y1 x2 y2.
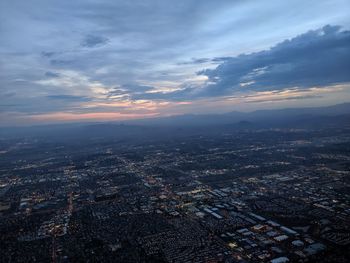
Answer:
197 25 350 96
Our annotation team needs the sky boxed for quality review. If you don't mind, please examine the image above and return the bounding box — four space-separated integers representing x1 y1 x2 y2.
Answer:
0 0 350 126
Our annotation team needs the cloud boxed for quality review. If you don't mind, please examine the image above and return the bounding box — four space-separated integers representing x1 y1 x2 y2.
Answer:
177 58 211 65
46 95 91 101
50 59 75 66
41 51 56 58
122 25 350 102
81 35 109 48
2 92 17 98
106 84 154 100
45 71 60 78
245 95 323 103
197 25 350 96
1 0 350 125
178 57 231 65
106 88 127 98
121 84 153 93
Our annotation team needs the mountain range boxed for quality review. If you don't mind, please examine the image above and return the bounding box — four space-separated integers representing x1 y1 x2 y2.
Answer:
1 103 350 140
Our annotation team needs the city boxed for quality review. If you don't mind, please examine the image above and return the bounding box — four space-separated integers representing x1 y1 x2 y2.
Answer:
1 121 349 262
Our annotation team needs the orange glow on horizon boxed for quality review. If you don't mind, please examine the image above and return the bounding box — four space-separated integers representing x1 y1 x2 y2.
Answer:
30 111 159 122
24 100 194 124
